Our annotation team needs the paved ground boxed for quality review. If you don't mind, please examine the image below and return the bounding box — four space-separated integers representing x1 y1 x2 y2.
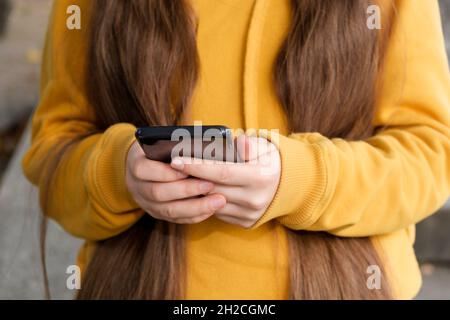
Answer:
0 0 52 132
0 128 82 299
417 264 450 300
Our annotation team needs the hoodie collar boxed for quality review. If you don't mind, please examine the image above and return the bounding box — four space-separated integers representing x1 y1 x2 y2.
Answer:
243 0 270 130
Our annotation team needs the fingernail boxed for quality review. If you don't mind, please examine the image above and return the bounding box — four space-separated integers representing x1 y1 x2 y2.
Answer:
171 158 184 170
210 197 226 209
199 181 213 193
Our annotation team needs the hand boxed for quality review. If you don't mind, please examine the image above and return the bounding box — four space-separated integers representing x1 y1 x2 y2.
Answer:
125 141 227 224
170 136 281 228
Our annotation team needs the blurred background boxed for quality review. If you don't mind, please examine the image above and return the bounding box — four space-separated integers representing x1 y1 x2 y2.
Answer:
0 0 449 299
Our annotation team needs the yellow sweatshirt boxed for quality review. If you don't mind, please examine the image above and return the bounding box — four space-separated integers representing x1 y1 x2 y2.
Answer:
23 0 450 299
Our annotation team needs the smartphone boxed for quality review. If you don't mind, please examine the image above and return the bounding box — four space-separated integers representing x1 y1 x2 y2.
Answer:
135 125 241 163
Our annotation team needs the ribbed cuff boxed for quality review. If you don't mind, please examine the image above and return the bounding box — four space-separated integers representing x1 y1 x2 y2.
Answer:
252 132 331 230
86 123 139 214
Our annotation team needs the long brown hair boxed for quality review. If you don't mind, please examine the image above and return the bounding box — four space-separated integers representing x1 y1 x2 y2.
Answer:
45 0 395 299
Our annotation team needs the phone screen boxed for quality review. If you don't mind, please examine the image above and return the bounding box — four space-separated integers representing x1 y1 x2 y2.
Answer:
136 126 241 163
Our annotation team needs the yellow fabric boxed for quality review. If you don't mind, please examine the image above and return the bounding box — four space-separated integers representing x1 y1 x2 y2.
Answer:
22 0 450 300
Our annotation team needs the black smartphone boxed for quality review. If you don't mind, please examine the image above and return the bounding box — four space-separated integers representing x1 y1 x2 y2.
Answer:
135 125 241 163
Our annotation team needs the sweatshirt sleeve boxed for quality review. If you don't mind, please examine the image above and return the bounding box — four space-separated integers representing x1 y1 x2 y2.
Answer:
255 0 450 237
22 0 143 241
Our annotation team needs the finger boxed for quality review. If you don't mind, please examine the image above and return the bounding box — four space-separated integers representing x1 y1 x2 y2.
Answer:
132 156 187 182
215 202 260 220
211 185 267 210
138 179 214 202
236 135 277 162
170 157 259 186
150 193 226 220
235 135 251 162
215 213 255 229
173 213 214 225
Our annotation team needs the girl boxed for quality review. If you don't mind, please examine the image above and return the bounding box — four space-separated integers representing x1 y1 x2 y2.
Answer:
23 0 450 299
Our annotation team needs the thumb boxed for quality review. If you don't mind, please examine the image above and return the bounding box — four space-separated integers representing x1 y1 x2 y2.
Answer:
236 135 273 162
235 135 251 162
